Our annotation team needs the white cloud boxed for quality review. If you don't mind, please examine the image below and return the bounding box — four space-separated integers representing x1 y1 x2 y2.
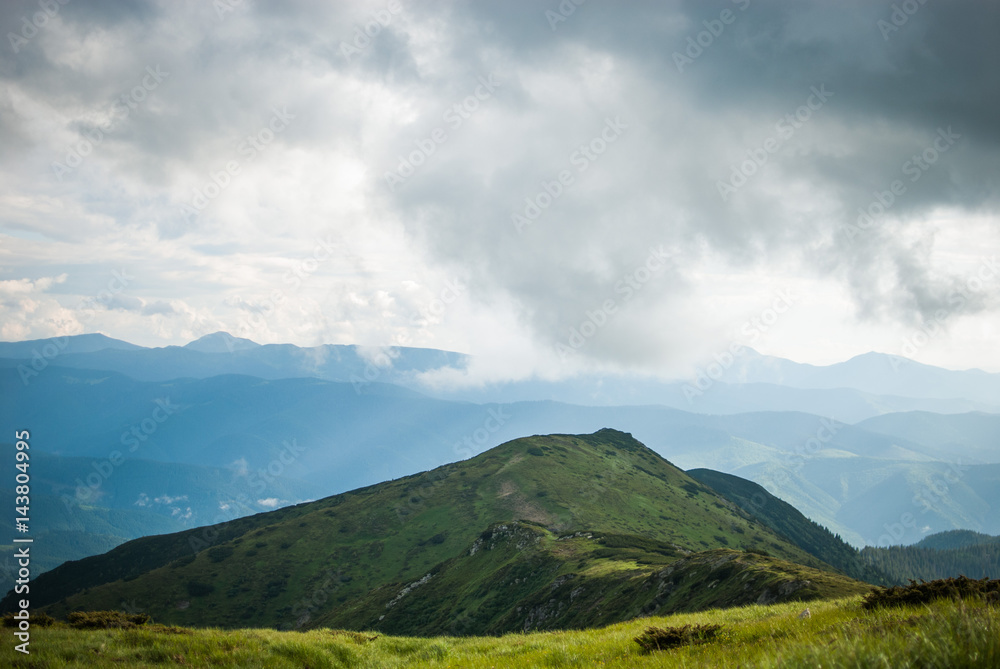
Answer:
228 458 249 477
154 494 188 505
0 0 997 373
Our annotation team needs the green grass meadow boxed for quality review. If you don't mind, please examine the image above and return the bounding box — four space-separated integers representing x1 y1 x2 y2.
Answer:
5 596 998 668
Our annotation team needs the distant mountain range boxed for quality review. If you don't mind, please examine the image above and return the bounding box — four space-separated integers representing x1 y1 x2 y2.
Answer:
3 332 999 420
0 332 467 395
720 349 1000 405
1 333 998 595
3 430 869 634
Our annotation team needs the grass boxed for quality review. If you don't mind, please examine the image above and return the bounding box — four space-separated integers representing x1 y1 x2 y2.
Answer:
4 596 998 668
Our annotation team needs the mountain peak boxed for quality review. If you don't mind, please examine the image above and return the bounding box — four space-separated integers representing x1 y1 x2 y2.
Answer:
184 331 260 353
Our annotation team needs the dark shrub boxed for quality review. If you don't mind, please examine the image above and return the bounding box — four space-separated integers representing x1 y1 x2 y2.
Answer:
207 545 234 563
67 611 151 629
328 630 379 643
265 578 287 599
862 576 1000 610
186 581 215 597
35 613 57 627
171 554 196 568
634 624 723 652
3 612 56 627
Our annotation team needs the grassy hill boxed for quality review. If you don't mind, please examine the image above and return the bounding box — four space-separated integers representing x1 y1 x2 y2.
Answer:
6 430 865 633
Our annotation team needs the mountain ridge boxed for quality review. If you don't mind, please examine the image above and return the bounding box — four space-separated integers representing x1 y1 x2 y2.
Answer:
4 333 998 418
4 429 867 633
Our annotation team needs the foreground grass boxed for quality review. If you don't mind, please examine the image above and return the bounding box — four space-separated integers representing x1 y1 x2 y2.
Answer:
4 596 998 668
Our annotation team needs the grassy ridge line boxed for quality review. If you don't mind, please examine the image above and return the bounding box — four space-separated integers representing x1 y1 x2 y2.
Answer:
3 597 998 668
26 430 843 632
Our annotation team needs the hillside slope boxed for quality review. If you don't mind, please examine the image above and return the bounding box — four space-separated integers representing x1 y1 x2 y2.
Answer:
686 468 885 583
6 430 864 633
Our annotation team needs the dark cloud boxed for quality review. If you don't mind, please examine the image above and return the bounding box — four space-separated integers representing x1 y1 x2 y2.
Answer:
369 0 1000 357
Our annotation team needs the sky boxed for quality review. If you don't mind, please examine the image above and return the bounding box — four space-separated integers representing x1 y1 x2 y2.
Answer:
1 0 999 383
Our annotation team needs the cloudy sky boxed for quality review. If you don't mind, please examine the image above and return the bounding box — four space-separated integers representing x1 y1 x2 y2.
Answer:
1 0 998 382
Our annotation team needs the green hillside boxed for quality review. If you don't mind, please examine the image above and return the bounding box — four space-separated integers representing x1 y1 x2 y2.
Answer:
9 430 865 633
686 468 886 584
327 524 863 636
